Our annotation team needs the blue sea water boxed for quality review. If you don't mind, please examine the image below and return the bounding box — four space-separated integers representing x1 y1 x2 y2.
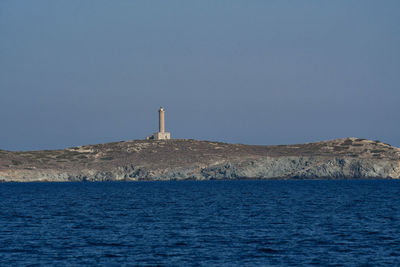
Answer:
0 180 399 266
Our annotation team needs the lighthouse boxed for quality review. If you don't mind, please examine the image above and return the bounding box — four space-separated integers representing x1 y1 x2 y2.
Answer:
146 107 171 140
159 107 165 133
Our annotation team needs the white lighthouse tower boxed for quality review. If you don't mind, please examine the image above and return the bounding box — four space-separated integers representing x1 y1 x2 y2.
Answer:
146 107 171 140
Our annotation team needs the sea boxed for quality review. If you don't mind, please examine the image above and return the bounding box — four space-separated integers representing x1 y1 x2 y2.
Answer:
0 180 399 266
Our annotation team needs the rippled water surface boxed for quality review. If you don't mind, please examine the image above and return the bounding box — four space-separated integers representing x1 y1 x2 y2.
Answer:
0 180 400 266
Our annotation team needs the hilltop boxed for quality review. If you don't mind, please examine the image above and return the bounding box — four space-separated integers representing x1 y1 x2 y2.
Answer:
0 138 399 182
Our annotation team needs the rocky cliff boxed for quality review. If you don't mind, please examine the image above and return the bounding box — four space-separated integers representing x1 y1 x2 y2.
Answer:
0 138 399 182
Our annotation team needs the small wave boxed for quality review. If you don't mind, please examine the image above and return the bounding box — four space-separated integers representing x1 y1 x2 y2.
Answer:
258 248 279 254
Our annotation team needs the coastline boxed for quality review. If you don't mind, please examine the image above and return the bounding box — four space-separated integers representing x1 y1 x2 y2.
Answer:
1 138 399 182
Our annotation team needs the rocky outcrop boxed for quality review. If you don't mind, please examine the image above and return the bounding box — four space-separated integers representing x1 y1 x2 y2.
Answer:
0 138 399 182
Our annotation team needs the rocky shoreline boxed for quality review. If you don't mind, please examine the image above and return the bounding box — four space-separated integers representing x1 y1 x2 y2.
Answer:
0 138 399 182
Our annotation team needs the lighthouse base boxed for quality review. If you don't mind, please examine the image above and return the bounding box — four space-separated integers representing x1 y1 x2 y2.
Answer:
146 132 171 140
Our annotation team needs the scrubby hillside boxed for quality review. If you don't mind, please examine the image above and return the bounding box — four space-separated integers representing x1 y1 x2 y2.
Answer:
0 138 399 181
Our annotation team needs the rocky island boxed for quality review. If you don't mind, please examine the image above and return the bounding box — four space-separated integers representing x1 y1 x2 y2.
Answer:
0 137 399 182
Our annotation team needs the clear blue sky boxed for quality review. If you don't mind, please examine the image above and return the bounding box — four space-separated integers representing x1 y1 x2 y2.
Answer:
1 0 399 150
